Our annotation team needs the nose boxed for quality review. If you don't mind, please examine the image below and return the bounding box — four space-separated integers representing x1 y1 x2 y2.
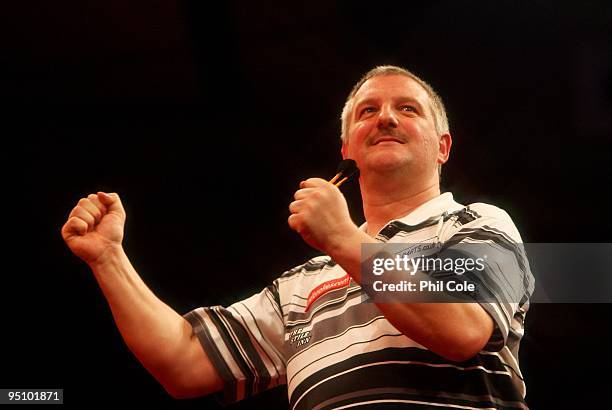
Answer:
376 104 398 129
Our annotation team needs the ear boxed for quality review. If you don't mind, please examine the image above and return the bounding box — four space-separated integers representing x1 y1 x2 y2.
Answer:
437 133 452 166
341 141 348 160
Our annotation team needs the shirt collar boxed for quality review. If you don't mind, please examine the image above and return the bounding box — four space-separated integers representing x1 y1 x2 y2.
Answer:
395 192 463 226
359 192 463 232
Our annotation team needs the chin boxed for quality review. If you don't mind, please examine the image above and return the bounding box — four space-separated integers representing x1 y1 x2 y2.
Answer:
364 152 410 172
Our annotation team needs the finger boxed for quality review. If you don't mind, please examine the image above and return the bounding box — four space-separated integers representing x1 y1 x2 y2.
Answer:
97 192 125 218
87 193 108 216
289 200 304 214
78 198 103 223
302 178 328 188
63 216 88 237
69 205 96 231
287 213 302 232
294 188 315 200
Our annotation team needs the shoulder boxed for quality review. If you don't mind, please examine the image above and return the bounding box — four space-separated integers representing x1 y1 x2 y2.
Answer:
466 201 512 220
278 255 334 280
444 200 524 243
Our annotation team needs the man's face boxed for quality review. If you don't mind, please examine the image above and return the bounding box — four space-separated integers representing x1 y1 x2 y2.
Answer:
341 74 450 180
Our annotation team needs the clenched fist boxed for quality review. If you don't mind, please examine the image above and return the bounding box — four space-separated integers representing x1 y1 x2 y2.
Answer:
61 192 126 266
288 178 358 253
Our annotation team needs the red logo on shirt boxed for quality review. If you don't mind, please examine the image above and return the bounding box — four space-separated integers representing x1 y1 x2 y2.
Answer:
305 274 351 312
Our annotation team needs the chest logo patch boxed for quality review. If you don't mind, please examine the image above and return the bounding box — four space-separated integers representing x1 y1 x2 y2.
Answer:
305 273 351 312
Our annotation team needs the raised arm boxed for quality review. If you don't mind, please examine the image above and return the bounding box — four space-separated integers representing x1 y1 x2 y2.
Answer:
61 192 222 398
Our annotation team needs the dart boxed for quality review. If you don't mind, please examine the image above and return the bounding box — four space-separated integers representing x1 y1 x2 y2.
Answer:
329 159 360 187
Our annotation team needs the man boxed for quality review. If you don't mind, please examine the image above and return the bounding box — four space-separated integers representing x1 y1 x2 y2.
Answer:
62 65 533 409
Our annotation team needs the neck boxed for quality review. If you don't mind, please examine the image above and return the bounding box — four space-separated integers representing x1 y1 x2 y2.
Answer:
360 171 440 236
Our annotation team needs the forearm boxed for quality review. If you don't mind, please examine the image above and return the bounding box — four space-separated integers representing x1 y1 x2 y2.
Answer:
327 228 493 361
89 245 194 379
368 302 492 361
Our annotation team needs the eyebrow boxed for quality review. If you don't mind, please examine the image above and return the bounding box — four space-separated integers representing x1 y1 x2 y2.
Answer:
353 96 426 113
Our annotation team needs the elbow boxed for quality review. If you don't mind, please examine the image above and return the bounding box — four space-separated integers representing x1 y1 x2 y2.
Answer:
161 375 211 400
156 365 221 400
164 385 187 400
443 347 481 363
164 384 195 400
143 361 198 400
155 371 193 400
139 362 195 399
440 328 492 362
445 312 495 362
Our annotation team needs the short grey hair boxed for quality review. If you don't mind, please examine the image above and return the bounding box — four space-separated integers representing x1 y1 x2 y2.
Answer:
340 65 449 143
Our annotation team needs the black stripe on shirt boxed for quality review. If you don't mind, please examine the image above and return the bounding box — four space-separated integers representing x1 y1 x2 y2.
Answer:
217 307 273 395
279 258 334 280
285 287 364 328
377 219 440 241
443 207 481 226
206 308 256 398
317 388 528 410
183 310 240 403
290 347 525 410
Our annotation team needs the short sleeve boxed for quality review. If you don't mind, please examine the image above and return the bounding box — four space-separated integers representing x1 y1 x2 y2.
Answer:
439 205 535 353
183 281 287 404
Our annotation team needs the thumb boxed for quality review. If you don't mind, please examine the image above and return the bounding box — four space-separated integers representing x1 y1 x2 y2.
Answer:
97 192 125 216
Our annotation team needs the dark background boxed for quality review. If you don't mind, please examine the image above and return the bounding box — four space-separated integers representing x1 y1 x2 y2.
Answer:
2 1 611 408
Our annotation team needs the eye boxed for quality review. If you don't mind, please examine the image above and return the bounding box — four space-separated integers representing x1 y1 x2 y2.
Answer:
360 106 377 116
400 105 417 113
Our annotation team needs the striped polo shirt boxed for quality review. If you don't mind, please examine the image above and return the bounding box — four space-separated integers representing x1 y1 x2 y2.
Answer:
184 192 534 409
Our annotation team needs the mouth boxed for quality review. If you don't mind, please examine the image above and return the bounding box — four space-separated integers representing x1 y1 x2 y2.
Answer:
372 137 404 145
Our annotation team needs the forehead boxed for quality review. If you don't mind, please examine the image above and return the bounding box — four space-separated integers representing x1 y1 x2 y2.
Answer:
352 74 430 107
